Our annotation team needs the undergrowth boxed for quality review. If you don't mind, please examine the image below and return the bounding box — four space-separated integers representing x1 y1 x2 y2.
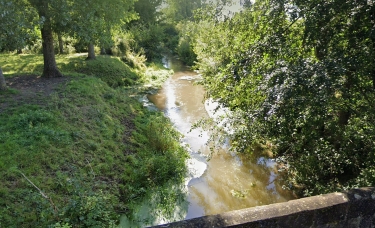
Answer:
0 53 187 227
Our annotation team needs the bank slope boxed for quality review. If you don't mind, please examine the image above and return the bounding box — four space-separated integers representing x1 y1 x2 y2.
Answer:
0 54 188 227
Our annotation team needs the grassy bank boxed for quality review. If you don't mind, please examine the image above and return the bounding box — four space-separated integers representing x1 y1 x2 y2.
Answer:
0 54 188 227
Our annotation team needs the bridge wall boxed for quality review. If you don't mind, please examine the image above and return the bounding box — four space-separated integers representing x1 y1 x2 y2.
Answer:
154 187 375 228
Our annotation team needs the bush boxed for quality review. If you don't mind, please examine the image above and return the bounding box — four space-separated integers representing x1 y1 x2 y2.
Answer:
176 39 196 66
127 24 166 61
61 186 118 228
161 23 179 51
175 21 197 65
120 114 188 202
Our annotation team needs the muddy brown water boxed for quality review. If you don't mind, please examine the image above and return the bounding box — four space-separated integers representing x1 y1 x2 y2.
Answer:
147 56 295 221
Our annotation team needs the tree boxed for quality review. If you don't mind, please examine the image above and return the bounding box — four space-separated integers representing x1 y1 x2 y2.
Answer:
0 0 37 52
0 68 6 90
57 32 64 54
163 0 204 22
133 0 163 25
70 0 137 60
193 0 375 195
26 0 68 78
0 0 37 87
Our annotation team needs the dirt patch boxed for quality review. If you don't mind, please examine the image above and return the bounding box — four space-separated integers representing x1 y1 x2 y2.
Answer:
0 75 70 112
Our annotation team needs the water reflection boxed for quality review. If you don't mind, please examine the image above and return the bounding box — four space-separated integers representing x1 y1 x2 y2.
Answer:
148 56 295 221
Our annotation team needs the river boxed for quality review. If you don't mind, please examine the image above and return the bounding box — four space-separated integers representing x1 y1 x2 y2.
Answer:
120 56 294 227
147 56 295 221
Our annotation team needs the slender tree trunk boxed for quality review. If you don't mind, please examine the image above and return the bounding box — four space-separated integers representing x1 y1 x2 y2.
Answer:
87 43 96 60
0 68 7 91
40 19 63 78
58 32 64 54
100 47 106 55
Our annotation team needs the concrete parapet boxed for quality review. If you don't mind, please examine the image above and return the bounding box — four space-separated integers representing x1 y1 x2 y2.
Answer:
154 187 375 228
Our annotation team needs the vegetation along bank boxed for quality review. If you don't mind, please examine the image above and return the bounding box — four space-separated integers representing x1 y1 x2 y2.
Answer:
0 53 189 227
0 0 193 226
2 0 375 226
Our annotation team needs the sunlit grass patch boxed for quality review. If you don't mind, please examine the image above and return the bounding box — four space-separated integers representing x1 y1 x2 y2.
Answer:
0 54 44 76
141 62 173 88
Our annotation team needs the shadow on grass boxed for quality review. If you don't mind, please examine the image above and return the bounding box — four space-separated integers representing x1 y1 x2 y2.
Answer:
0 54 44 77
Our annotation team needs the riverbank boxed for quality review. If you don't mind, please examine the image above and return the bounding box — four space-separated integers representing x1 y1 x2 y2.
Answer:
145 56 295 221
0 53 188 227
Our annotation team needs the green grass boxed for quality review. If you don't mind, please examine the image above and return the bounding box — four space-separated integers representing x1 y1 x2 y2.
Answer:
0 54 44 75
0 53 173 89
142 62 173 88
0 53 187 227
59 55 140 87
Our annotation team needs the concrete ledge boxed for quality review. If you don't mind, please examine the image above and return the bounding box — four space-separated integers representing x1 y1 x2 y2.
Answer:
154 187 375 228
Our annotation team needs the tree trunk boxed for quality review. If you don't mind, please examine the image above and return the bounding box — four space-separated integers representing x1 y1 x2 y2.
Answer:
87 43 96 60
41 19 63 78
0 68 7 91
100 47 106 55
58 33 64 54
17 49 22 54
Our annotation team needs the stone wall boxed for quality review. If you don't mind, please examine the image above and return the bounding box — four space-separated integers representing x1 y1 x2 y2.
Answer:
154 187 375 228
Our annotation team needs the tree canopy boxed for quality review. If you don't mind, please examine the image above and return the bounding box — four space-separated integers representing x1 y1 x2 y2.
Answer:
191 0 375 195
162 0 204 22
133 0 163 25
70 0 137 59
0 0 37 52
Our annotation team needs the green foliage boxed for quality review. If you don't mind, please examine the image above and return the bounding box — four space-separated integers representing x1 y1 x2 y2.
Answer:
119 114 188 226
53 222 72 228
121 114 188 201
191 0 375 196
162 0 204 22
111 34 132 57
112 23 168 63
53 36 77 54
176 39 196 66
61 185 118 228
0 0 38 51
128 24 167 61
133 0 163 25
161 23 179 51
69 0 137 48
140 62 173 88
175 22 197 65
111 33 148 70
